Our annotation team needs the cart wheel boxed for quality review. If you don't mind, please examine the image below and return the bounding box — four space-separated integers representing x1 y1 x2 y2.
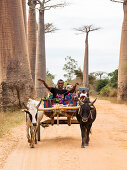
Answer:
38 123 40 141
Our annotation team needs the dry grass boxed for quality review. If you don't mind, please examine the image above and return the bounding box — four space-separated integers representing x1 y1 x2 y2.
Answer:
94 95 127 105
0 111 25 137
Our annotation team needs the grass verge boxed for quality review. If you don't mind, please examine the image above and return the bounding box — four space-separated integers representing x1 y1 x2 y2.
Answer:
0 111 25 137
93 95 127 105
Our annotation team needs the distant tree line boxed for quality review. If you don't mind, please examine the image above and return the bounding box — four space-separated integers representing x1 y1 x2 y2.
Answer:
63 56 118 97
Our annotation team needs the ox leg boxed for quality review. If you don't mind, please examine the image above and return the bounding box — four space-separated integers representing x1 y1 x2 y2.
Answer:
85 124 92 146
35 128 38 144
26 124 31 143
80 125 86 148
30 127 35 148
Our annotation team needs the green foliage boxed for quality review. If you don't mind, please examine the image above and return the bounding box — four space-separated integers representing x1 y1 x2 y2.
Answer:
95 69 118 97
88 73 96 85
46 70 55 87
74 67 83 80
63 56 78 80
96 78 109 92
99 84 112 96
108 69 118 88
46 70 55 80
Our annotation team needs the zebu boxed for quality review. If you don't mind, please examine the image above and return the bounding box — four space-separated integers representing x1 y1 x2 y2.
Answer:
76 98 97 148
24 98 44 148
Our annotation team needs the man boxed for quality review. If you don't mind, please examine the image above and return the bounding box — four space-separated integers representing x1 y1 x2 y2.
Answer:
38 79 79 103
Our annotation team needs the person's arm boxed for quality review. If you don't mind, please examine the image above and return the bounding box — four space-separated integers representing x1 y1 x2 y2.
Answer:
65 83 79 94
38 78 51 91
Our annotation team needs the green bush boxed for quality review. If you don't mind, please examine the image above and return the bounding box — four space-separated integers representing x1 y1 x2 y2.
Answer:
99 84 112 96
96 79 109 92
108 69 118 88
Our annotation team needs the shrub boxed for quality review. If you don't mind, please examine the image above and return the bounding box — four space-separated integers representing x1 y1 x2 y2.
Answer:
109 88 117 97
99 84 112 96
96 79 109 92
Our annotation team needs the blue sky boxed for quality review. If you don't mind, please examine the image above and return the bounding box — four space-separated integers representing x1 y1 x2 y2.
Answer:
35 0 123 83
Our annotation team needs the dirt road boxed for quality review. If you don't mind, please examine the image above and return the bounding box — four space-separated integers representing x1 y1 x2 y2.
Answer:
1 99 127 170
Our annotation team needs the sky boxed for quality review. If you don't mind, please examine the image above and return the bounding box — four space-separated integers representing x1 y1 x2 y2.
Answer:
36 0 123 83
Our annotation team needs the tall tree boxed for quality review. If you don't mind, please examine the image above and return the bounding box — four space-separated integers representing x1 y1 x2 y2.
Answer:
28 0 37 84
111 0 127 101
22 0 27 34
63 56 78 81
0 0 36 110
74 25 100 87
92 71 107 79
35 0 65 98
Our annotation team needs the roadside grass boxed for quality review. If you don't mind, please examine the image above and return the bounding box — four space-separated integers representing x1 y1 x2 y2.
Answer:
93 95 127 105
0 111 25 137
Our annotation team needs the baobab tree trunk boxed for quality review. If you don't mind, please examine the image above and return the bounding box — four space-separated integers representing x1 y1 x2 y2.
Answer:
0 0 36 110
0 1 12 84
83 33 89 87
28 0 37 83
117 1 127 101
22 0 27 34
35 7 46 98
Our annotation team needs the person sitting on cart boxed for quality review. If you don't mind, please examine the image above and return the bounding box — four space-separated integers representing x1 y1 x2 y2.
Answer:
38 78 79 103
65 84 77 100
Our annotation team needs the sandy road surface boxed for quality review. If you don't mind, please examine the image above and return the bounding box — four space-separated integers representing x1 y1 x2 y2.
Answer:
1 99 127 170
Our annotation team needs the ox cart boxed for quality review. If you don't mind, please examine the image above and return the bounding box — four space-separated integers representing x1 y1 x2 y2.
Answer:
37 99 80 141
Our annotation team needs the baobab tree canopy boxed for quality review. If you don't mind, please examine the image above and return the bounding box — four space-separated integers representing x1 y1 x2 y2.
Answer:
74 25 100 88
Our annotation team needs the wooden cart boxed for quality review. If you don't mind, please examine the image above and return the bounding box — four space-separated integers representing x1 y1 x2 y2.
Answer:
37 101 80 141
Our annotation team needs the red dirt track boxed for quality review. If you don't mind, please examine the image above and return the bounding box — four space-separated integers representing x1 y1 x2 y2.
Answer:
1 99 127 170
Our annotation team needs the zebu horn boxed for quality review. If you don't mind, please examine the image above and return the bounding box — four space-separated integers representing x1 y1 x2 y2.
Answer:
36 98 43 109
77 98 84 105
89 98 97 106
23 103 29 110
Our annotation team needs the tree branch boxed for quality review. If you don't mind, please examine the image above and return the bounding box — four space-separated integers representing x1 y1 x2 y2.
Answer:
74 25 100 34
44 3 66 10
45 23 58 33
110 0 125 4
45 0 52 4
36 0 66 11
36 0 43 5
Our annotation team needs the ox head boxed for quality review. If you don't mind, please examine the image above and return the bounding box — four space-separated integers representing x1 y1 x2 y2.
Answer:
24 98 42 126
78 98 97 122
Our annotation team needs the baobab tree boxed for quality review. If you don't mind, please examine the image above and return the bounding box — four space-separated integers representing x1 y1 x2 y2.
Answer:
111 0 127 101
92 71 107 79
28 0 37 84
74 25 100 87
22 0 27 34
0 0 36 110
27 0 57 85
35 0 66 98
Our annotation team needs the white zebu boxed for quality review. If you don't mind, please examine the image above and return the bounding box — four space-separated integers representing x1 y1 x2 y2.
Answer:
24 98 44 148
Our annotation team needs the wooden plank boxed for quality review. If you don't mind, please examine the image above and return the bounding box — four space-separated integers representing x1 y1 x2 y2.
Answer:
38 106 80 111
